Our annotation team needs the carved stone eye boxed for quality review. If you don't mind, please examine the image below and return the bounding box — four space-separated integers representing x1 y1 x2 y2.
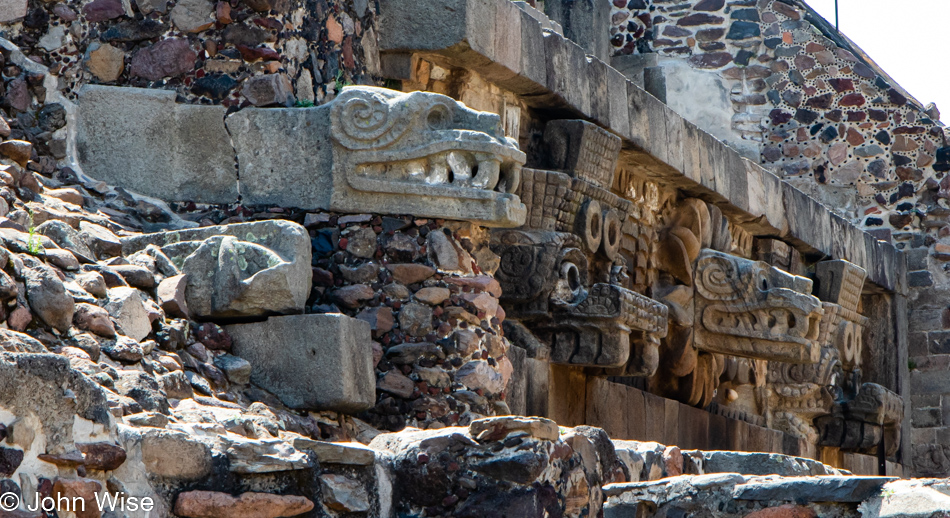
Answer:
427 105 450 130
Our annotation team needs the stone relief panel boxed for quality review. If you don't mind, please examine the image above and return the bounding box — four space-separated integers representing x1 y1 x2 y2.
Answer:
649 198 823 408
494 120 668 373
326 87 528 226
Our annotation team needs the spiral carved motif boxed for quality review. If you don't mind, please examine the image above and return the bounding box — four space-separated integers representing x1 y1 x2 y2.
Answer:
330 91 411 150
695 253 744 301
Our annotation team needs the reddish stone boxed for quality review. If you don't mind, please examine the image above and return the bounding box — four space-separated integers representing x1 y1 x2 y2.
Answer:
845 128 864 146
846 111 866 122
82 0 124 22
688 52 732 69
805 93 832 109
793 55 814 70
888 88 908 106
236 44 280 62
693 0 724 10
52 478 101 518
662 446 683 476
839 93 865 107
130 38 196 81
216 1 231 23
175 491 314 518
3 78 31 112
828 78 854 92
827 142 848 166
342 36 354 69
744 505 816 518
77 443 127 471
197 322 232 350
804 42 825 53
326 15 343 43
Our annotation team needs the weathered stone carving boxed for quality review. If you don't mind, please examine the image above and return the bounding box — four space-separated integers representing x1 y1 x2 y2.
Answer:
766 345 840 442
493 121 667 372
325 87 527 225
816 383 903 457
122 220 312 320
542 119 622 190
650 198 823 408
79 86 527 226
492 229 667 370
693 249 823 363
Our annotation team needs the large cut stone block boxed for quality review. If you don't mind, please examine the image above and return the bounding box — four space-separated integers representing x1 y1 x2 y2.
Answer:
228 86 527 226
76 85 237 204
122 220 311 319
227 314 375 413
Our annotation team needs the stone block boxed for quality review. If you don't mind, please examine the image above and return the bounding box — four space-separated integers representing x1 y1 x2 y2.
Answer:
911 369 950 396
625 385 645 441
642 391 666 443
0 0 26 22
909 270 934 287
76 85 237 203
542 119 621 189
815 260 867 312
586 378 627 439
227 314 375 413
662 398 679 445
542 0 610 61
229 87 526 227
122 220 312 319
732 476 892 502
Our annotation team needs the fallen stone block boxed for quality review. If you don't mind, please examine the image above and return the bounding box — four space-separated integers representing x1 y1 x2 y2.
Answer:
122 220 311 319
227 313 375 413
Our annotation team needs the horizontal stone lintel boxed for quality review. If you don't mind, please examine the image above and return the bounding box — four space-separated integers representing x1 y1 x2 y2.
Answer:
377 0 906 294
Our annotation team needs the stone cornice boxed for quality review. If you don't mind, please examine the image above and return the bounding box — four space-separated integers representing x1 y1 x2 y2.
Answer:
377 0 905 293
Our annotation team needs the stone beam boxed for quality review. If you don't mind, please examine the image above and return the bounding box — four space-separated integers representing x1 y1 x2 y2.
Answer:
376 0 906 294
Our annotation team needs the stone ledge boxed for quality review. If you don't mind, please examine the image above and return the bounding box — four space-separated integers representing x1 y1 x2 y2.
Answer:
376 0 906 293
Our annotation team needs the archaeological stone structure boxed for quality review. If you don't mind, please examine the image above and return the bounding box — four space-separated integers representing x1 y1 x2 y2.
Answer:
0 0 945 515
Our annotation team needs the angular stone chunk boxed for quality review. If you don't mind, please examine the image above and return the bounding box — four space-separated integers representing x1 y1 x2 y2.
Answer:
76 85 237 204
542 119 621 189
174 491 314 518
815 260 867 313
227 314 375 413
122 220 311 319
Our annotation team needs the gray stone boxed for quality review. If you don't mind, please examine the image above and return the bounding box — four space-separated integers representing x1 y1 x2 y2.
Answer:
398 302 432 337
24 261 75 333
241 73 294 107
122 220 311 319
224 436 310 473
0 0 27 22
159 370 194 399
138 428 213 479
700 451 838 477
115 371 168 412
732 476 894 502
105 287 152 341
77 85 237 204
227 314 375 413
170 0 212 32
227 87 526 226
102 335 146 362
319 474 370 513
213 354 251 384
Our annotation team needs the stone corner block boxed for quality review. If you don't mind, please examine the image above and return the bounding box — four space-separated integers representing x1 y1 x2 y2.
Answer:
227 314 375 413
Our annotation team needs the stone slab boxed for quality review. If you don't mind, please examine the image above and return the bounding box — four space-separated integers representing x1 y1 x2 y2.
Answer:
76 85 237 204
227 314 375 413
732 476 894 503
